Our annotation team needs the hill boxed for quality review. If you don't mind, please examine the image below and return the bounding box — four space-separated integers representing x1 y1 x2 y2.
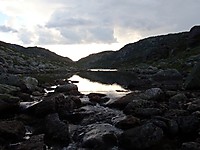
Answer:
77 26 200 72
0 41 75 74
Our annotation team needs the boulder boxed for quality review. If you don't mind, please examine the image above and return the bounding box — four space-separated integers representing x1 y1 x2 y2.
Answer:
75 123 122 149
0 84 20 94
176 115 199 135
169 93 188 109
188 25 200 48
0 94 20 115
119 123 163 149
45 113 70 146
55 84 79 95
87 93 109 104
140 88 164 101
23 77 38 92
115 115 140 130
0 120 25 144
185 62 200 90
15 134 45 150
152 69 183 81
181 142 200 150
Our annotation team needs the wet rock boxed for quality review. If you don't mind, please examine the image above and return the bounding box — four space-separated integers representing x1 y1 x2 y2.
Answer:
119 123 163 150
0 84 20 95
75 123 122 149
185 62 200 90
23 77 38 92
188 25 200 48
187 98 200 112
87 93 109 104
79 105 126 126
0 94 20 115
15 134 45 150
164 109 189 118
45 113 70 146
181 142 200 150
123 99 157 116
169 93 188 109
55 83 78 94
152 69 183 81
115 115 140 130
134 108 163 118
106 92 137 110
152 69 183 90
0 120 25 144
140 87 164 101
176 115 199 135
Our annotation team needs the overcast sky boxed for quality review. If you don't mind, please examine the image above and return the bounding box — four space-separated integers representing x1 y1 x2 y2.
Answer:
0 0 200 61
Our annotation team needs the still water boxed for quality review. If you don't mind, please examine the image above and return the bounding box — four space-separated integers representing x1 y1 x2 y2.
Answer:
68 74 130 100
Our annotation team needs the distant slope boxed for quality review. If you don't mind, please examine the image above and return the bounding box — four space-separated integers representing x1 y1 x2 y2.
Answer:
0 41 75 73
77 32 189 69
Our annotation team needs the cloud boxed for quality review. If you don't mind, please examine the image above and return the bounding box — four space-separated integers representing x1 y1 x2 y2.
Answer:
1 0 200 46
0 25 17 33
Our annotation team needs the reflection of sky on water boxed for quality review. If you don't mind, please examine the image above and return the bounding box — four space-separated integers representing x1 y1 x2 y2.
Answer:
69 75 129 99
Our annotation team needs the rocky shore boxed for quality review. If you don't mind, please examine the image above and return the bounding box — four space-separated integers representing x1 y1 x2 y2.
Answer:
0 61 200 150
0 25 200 150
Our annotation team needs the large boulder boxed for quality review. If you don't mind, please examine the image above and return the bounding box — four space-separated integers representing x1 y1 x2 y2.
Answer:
185 62 200 90
0 84 20 95
15 134 45 150
0 94 20 114
188 25 200 48
55 83 79 95
75 123 122 149
22 77 38 92
119 123 163 149
0 120 25 144
45 113 70 146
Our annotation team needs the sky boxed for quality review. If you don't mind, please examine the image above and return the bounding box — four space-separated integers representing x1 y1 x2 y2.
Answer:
0 0 200 61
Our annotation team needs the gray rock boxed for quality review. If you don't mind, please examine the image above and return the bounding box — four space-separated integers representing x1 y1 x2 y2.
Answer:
0 120 25 143
152 69 183 81
0 84 20 94
181 142 200 150
45 113 70 146
23 77 38 92
176 115 199 135
76 123 122 149
119 123 163 149
185 62 200 90
169 93 188 109
15 134 45 150
188 25 200 48
141 88 164 101
55 83 79 95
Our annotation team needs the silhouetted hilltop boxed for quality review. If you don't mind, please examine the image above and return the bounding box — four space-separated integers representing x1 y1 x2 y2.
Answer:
0 41 75 73
77 26 200 72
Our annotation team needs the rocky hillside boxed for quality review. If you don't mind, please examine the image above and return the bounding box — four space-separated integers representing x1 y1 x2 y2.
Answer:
0 41 75 73
77 26 200 72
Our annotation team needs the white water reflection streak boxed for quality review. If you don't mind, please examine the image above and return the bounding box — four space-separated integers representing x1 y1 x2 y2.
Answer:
68 75 129 99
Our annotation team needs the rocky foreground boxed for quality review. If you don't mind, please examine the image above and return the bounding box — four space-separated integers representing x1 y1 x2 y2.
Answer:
0 61 200 150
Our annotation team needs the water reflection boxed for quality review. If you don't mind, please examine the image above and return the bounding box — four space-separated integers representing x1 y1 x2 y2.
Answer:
68 75 130 99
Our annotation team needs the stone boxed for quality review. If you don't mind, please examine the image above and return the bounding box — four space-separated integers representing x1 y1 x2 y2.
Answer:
169 93 188 109
181 142 200 150
75 123 122 149
141 88 164 101
45 113 70 146
119 123 163 149
188 25 200 48
55 84 78 93
0 120 25 144
23 77 38 92
106 92 137 110
115 115 140 130
185 62 200 90
176 115 199 135
0 84 20 94
15 134 45 150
